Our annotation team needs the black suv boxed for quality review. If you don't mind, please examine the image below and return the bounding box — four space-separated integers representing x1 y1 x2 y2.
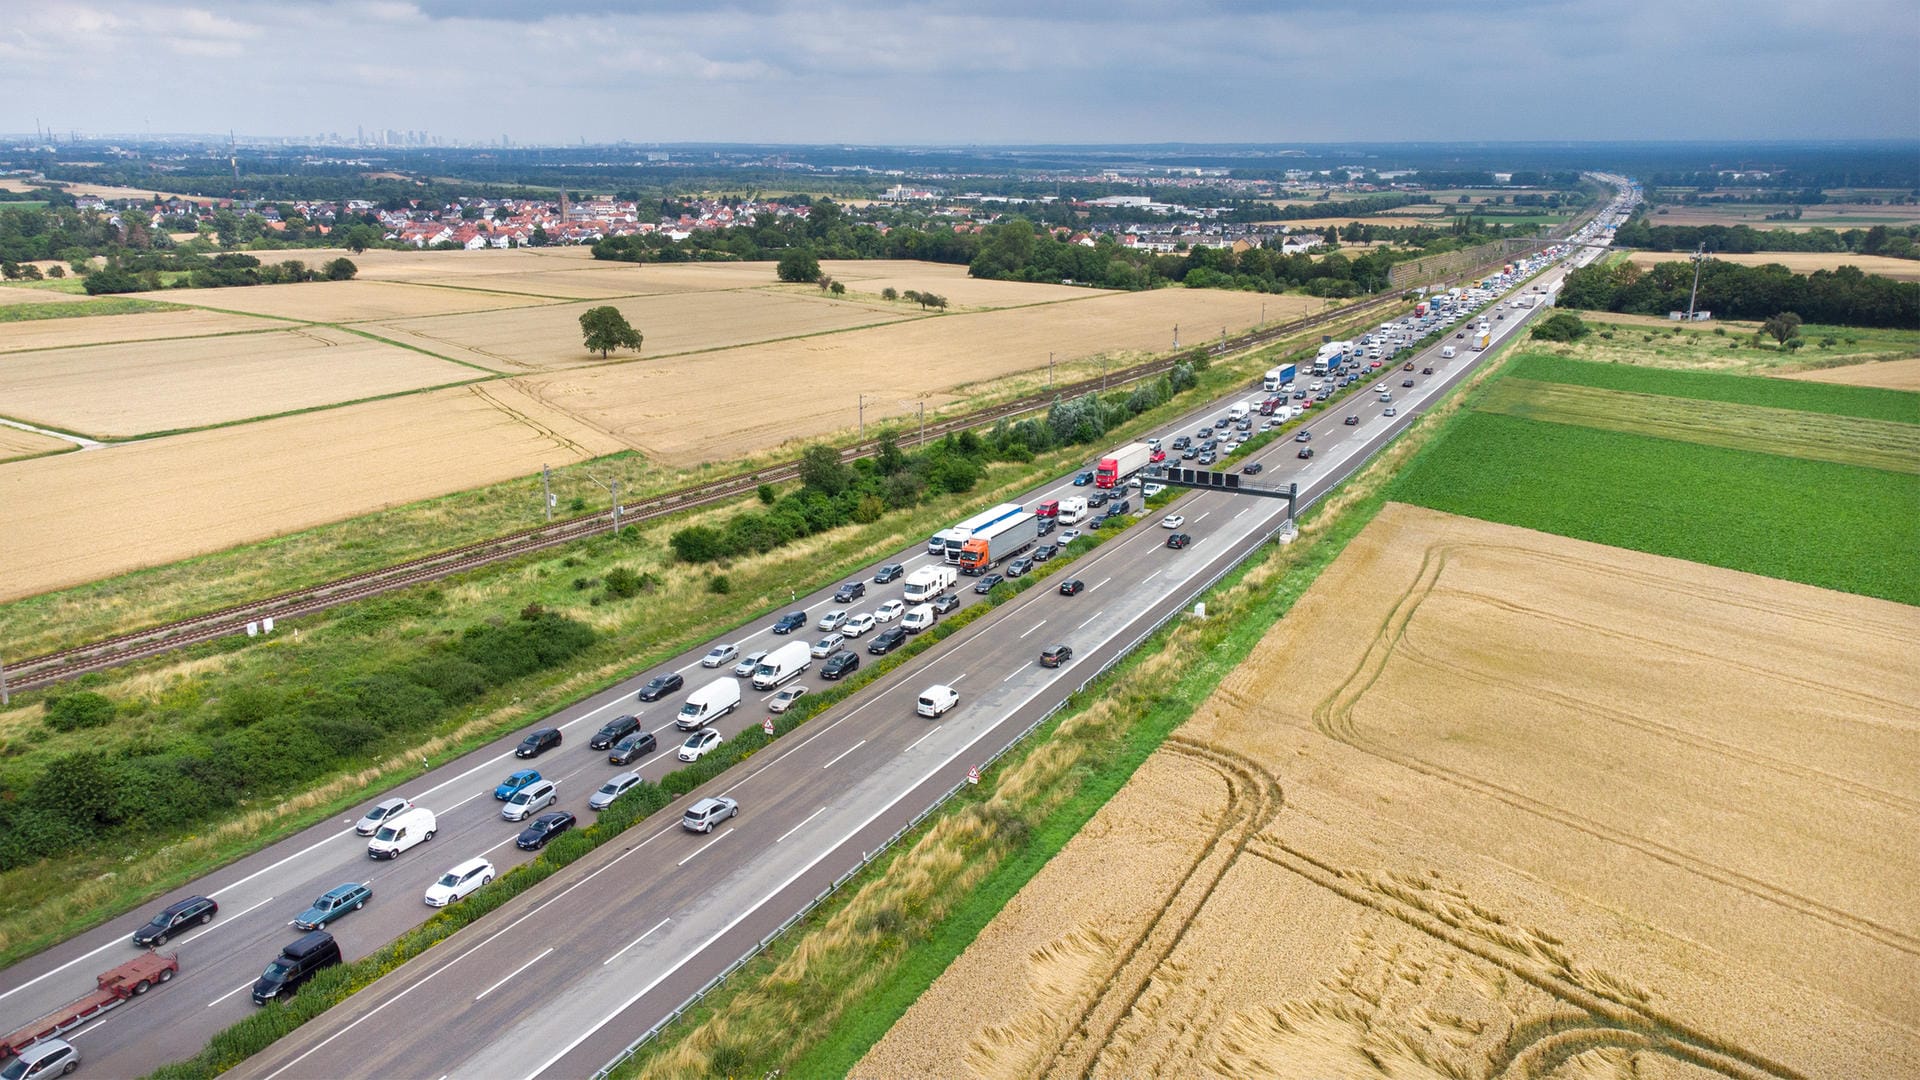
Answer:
637 672 683 702
1109 498 1132 516
833 581 866 602
1087 491 1109 508
608 730 657 765
867 627 909 655
772 611 808 634
973 573 1004 594
930 593 961 614
515 728 562 758
820 650 861 680
1032 542 1059 562
590 714 641 751
133 895 218 946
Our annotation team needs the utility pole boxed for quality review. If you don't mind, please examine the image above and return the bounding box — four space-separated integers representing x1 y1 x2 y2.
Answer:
858 393 865 441
541 464 552 522
918 402 926 447
586 471 621 534
1172 324 1179 349
0 657 9 706
1048 351 1054 389
1686 243 1708 321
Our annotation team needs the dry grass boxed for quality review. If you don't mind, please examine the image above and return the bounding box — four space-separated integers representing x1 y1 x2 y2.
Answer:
359 289 916 372
520 287 1313 461
0 308 280 353
0 325 483 437
1778 357 1920 391
1477 377 1920 473
0 177 213 202
862 504 1920 1078
0 287 90 307
1624 250 1920 281
125 279 554 321
0 382 626 600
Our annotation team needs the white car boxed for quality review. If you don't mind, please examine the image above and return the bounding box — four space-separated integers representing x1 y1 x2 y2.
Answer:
423 857 494 907
874 599 906 623
816 609 849 632
678 728 722 762
1160 515 1185 529
733 650 767 677
354 796 413 836
701 643 739 668
769 686 809 714
840 611 877 637
810 633 844 658
1142 483 1164 497
1059 529 1083 544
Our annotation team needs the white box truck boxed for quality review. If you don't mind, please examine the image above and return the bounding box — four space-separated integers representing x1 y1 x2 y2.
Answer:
751 641 812 690
902 564 958 602
676 678 741 730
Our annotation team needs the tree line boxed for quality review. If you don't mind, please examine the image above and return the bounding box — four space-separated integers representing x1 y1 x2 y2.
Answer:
1613 219 1919 260
82 251 357 294
1556 258 1918 329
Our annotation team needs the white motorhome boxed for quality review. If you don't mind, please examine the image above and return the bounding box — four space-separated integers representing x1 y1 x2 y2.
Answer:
1058 497 1089 524
902 564 958 602
676 678 742 730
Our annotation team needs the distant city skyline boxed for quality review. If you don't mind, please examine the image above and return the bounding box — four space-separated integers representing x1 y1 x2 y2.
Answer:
4 1 1917 144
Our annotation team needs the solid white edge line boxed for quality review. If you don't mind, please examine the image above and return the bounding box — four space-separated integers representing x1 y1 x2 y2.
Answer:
475 947 553 1002
676 828 732 868
604 918 673 967
775 807 828 845
1078 613 1100 630
1003 669 1021 683
1017 619 1046 639
207 980 257 1009
901 725 942 754
821 740 868 771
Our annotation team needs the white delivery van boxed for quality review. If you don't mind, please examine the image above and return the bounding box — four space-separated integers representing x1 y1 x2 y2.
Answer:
1229 402 1251 423
1058 497 1089 524
752 641 813 691
1441 345 1456 358
367 807 436 859
901 603 936 634
917 684 959 718
677 678 741 730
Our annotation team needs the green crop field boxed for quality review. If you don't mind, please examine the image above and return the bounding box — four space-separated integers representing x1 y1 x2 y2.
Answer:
1507 353 1920 424
1389 410 1920 605
1478 378 1920 473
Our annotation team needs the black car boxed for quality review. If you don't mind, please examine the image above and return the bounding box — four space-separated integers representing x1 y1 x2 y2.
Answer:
1032 542 1059 562
833 581 866 603
1402 378 1415 387
867 627 909 655
516 811 576 851
1006 556 1035 577
590 714 641 751
873 564 904 584
133 895 218 947
1171 435 1190 449
1166 532 1192 550
1110 498 1132 516
1040 644 1074 668
1298 447 1315 459
608 730 658 765
1422 366 1434 375
1086 491 1109 508
1456 331 1465 338
637 672 684 702
1058 578 1085 596
515 728 562 758
973 573 1004 594
1036 517 1056 536
820 650 861 680
1344 415 1359 425
1241 462 1263 475
930 593 961 614
771 611 808 634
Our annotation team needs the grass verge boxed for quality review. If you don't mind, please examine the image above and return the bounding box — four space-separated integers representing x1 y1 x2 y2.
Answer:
0 296 186 322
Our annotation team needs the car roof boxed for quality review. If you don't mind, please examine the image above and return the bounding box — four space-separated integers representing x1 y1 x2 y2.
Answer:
607 771 640 785
160 895 211 916
322 883 362 899
689 796 733 811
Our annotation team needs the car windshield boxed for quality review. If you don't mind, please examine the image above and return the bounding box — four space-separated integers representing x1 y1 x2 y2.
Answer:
263 959 294 980
509 791 531 804
437 872 462 887
143 913 171 930
374 824 401 841
599 783 619 795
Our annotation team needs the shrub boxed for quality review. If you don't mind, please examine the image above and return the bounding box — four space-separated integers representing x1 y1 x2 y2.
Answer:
43 692 116 732
604 566 643 598
708 574 732 594
757 483 776 505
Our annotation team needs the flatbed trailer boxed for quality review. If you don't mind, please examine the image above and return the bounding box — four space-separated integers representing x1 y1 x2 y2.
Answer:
1 952 179 1058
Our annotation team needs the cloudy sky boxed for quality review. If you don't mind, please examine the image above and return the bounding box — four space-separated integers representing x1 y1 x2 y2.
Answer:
4 0 1916 144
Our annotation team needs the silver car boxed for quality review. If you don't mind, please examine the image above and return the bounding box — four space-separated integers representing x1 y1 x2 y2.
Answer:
682 796 739 833
354 797 413 836
732 650 767 677
589 771 643 811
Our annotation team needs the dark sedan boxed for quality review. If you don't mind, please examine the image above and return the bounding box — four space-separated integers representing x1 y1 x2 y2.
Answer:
1298 447 1315 459
973 573 1005 594
1032 542 1059 561
867 627 909 655
1403 378 1415 387
873 564 904 584
1241 462 1263 475
771 611 808 634
516 811 576 851
820 650 861 680
515 728 561 758
637 672 683 702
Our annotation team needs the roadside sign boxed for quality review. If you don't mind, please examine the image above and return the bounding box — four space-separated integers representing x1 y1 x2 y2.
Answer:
762 716 775 735
966 766 980 786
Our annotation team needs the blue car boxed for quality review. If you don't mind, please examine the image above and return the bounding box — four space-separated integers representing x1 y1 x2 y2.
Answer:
1073 471 1095 486
495 769 541 800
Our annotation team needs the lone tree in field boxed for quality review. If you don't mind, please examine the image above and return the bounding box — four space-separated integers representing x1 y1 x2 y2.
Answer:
579 306 644 358
1763 311 1804 345
777 249 821 283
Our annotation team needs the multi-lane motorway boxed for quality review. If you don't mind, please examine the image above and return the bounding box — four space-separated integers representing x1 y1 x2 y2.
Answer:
0 222 1613 1078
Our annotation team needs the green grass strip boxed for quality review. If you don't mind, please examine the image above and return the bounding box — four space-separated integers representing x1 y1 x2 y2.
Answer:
1507 352 1920 424
0 296 187 322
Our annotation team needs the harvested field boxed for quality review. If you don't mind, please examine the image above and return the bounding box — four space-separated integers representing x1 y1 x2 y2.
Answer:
1642 204 1920 230
1252 213 1449 229
1477 377 1920 473
1624 250 1920 281
126 279 553 322
827 272 1091 309
0 325 484 437
0 287 89 307
518 287 1310 461
1780 356 1920 391
0 308 278 353
862 504 1920 1079
0 426 72 463
0 382 626 600
361 289 915 372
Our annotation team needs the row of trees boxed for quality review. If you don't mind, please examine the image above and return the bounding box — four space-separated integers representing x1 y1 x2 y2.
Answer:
1557 259 1918 329
0 609 596 872
1614 219 1920 260
670 354 1208 565
83 252 357 294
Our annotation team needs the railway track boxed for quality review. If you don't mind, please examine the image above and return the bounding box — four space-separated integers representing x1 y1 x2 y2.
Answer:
5 291 1404 692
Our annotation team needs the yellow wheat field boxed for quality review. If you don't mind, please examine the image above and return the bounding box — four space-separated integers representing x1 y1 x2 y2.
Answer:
0 426 72 463
0 309 281 353
1778 357 1920 391
0 383 626 600
123 279 553 322
0 325 484 437
861 503 1920 1079
1625 250 1920 281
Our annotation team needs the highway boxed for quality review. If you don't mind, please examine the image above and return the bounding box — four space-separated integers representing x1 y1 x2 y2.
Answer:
0 208 1623 1078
